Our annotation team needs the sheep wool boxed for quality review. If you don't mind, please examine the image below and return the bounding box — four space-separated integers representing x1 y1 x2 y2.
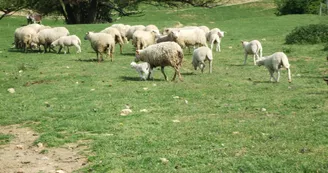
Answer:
242 40 263 65
51 35 81 54
84 32 115 62
130 62 151 80
256 52 291 83
135 42 184 81
192 46 213 73
100 27 124 54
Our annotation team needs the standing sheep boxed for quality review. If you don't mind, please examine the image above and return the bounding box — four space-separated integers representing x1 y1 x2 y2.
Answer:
51 35 81 54
130 62 151 80
192 46 213 73
207 28 224 52
242 40 262 65
84 32 115 62
126 25 146 41
100 27 124 54
135 42 184 81
35 27 70 53
169 28 208 53
111 24 130 43
255 52 291 83
132 30 160 50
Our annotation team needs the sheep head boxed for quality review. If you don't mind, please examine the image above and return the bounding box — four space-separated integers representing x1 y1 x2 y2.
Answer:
135 50 141 62
84 32 92 40
130 61 137 68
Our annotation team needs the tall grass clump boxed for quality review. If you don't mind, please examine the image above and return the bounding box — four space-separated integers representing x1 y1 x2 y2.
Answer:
285 24 328 44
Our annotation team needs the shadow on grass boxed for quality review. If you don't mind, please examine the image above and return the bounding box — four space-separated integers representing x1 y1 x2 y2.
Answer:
121 52 135 56
120 76 162 82
75 58 100 62
252 80 274 84
181 72 196 76
7 48 42 53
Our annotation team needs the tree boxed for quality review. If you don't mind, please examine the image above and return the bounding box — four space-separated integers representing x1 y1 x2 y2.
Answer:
275 0 325 15
1 0 220 23
0 0 27 20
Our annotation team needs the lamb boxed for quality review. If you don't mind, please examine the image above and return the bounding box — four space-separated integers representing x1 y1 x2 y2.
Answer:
84 31 115 62
192 46 213 73
135 42 184 81
35 27 70 53
132 30 160 50
255 52 291 83
100 27 124 54
50 35 81 54
130 62 151 80
207 28 224 52
242 40 262 65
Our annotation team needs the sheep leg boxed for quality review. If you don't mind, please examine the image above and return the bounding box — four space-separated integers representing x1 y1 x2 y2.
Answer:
58 46 63 54
253 54 257 65
119 44 123 54
209 60 212 74
243 53 248 65
161 66 168 81
73 43 81 53
200 63 205 73
287 68 292 83
216 42 221 52
147 67 154 80
172 66 183 82
276 70 280 82
269 70 276 82
67 46 70 54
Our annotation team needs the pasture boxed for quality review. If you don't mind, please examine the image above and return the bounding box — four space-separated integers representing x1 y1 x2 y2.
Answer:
1 0 328 172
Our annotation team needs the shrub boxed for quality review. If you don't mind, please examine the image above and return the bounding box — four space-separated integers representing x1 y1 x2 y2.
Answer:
275 0 324 16
285 24 328 44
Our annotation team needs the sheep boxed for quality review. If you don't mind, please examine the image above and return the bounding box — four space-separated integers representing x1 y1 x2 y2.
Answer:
169 28 208 52
130 61 151 80
132 30 160 50
111 24 130 43
35 27 70 53
145 24 160 34
242 40 262 65
135 42 184 81
255 52 291 83
13 24 50 49
207 28 225 52
15 26 38 52
84 31 115 62
126 25 146 41
100 27 124 54
192 46 213 73
50 35 81 54
156 31 178 43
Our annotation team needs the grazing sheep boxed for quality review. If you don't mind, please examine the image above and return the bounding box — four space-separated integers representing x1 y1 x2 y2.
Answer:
126 25 146 41
207 28 224 52
130 62 151 80
50 35 81 54
145 24 160 34
15 26 39 52
156 31 179 43
100 27 124 54
132 30 160 50
242 40 262 65
135 42 184 81
256 52 291 83
14 24 50 50
192 46 213 73
35 27 70 53
84 31 115 62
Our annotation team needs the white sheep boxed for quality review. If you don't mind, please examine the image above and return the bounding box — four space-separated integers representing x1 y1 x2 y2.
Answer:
84 31 115 62
170 28 208 52
135 42 184 81
242 40 262 65
145 24 160 34
111 24 130 43
15 27 38 52
126 25 146 41
192 46 213 73
14 24 50 50
50 35 81 54
130 62 151 80
207 28 224 52
132 30 160 50
35 27 70 53
100 27 124 54
255 52 291 83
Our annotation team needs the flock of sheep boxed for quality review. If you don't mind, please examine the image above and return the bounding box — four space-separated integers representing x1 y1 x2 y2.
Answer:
12 23 291 83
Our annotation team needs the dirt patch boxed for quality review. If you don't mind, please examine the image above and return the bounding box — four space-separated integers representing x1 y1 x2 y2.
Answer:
0 124 89 173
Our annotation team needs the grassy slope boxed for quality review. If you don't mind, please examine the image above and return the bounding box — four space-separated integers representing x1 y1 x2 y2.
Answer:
0 1 328 172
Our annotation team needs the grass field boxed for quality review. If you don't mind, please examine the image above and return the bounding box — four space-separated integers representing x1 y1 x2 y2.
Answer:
1 0 328 172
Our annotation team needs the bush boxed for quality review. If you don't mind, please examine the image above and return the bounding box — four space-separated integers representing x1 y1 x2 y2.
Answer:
275 0 324 15
285 24 328 44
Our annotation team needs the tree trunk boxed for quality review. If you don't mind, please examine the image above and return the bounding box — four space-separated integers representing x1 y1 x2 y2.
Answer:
86 0 98 23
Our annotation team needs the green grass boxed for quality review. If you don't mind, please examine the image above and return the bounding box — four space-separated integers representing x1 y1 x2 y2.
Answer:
1 0 328 172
